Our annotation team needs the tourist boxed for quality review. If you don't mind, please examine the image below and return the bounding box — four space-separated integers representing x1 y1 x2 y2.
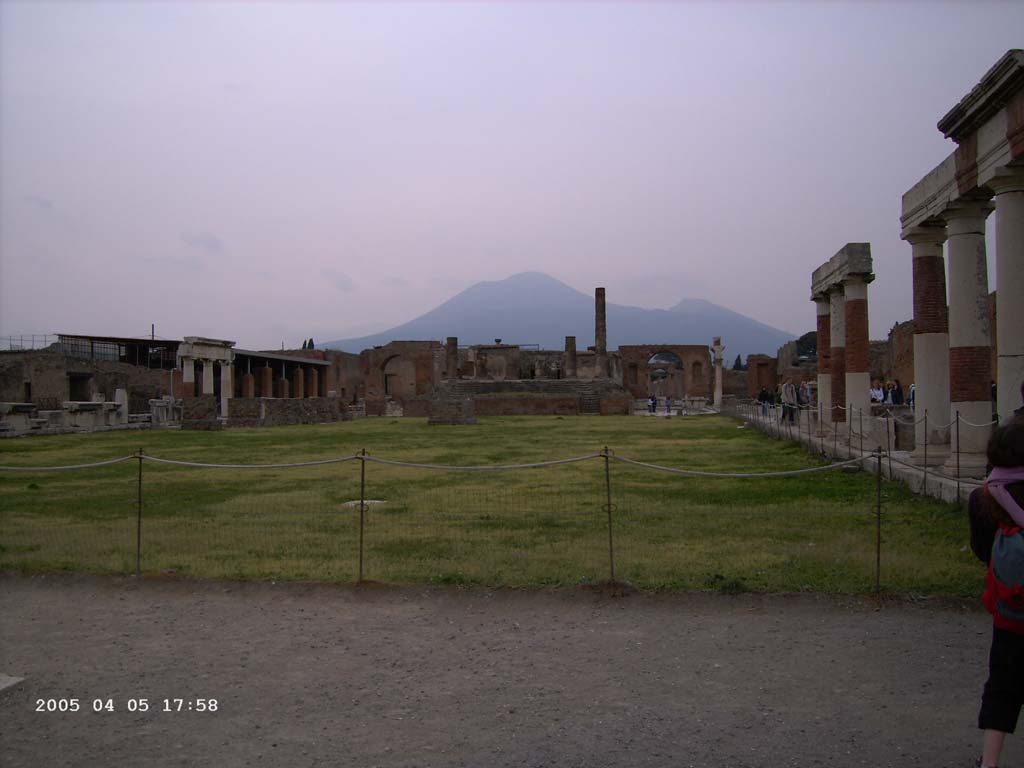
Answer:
781 378 797 423
648 395 656 415
665 396 672 415
908 383 915 411
892 379 904 406
757 387 771 416
969 418 1024 768
870 380 885 403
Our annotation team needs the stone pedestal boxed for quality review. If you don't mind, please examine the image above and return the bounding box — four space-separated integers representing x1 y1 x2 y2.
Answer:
991 169 1024 424
906 226 950 465
942 201 994 476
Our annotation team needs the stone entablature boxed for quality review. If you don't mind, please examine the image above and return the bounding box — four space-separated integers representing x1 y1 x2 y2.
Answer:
810 243 874 299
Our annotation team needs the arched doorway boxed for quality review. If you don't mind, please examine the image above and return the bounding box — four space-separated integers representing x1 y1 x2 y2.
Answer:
382 355 416 398
647 352 684 399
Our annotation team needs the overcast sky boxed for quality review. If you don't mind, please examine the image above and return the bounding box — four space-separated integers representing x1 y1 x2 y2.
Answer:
1 1 1021 350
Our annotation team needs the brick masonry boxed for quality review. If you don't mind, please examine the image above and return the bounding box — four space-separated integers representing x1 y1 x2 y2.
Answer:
949 346 992 402
912 255 949 335
226 396 348 428
816 314 831 375
182 395 221 430
845 299 869 372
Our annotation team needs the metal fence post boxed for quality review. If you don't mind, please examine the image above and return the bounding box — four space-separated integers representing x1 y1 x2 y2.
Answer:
359 448 366 583
858 406 864 460
136 448 144 575
875 446 882 594
955 410 961 509
922 410 928 497
833 417 838 459
603 446 616 585
885 412 893 479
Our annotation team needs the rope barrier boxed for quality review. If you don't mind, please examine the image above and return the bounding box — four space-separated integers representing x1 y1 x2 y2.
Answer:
0 455 136 472
362 453 603 471
140 455 361 470
611 454 863 478
960 417 999 428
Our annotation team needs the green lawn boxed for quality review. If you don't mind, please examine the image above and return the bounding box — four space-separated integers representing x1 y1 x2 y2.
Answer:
0 415 980 595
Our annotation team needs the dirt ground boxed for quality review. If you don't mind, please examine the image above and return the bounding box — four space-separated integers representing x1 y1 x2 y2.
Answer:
0 573 1010 768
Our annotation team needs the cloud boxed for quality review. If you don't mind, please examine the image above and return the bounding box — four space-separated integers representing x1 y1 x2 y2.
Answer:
321 267 356 293
380 276 408 288
180 231 225 256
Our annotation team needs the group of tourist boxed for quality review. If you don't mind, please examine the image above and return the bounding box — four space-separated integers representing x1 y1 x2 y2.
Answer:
870 379 906 405
756 379 813 423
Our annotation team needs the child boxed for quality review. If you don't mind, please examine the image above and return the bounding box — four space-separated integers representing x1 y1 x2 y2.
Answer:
969 418 1024 767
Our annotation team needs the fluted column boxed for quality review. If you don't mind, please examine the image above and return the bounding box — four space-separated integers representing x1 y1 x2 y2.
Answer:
942 200 995 476
843 275 871 430
814 297 831 433
990 168 1024 424
219 363 232 417
829 287 846 425
905 225 950 464
564 336 577 378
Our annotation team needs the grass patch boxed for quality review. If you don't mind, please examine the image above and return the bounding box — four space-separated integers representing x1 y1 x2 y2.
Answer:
0 415 978 595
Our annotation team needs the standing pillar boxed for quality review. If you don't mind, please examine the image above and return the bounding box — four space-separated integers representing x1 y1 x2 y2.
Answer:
260 365 274 397
293 367 305 399
829 287 846 425
307 368 319 398
712 337 724 408
277 363 290 399
905 225 951 464
446 337 459 379
942 200 995 476
595 287 608 378
181 356 195 398
241 373 256 398
564 336 577 378
219 362 232 417
814 297 832 434
843 275 871 434
990 168 1024 423
201 359 215 396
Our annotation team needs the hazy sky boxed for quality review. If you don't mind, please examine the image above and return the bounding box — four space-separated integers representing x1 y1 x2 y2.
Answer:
2 1 1022 350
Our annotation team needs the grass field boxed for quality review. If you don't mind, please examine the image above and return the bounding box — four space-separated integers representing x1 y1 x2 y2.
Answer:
0 414 981 595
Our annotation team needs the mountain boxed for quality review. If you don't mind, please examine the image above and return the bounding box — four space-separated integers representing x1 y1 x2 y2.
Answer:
323 272 796 360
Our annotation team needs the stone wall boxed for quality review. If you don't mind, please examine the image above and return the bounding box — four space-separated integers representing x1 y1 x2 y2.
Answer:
473 394 580 416
182 395 220 430
519 350 564 379
428 398 477 425
226 396 348 428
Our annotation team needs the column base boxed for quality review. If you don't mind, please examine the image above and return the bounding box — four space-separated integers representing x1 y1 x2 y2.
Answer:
942 451 989 479
908 444 950 467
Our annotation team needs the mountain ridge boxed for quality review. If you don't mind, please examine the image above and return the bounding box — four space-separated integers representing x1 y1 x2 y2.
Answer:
324 272 796 359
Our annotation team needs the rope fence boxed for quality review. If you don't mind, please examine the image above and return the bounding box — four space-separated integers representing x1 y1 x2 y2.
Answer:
0 445 909 592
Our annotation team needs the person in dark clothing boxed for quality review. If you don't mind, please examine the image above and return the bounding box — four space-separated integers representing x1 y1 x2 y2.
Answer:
969 417 1024 767
892 379 904 406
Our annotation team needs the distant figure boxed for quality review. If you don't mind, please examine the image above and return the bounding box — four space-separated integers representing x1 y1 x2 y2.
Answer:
648 395 657 415
665 396 673 415
781 378 797 423
757 387 771 416
892 380 904 406
870 380 885 403
908 383 916 411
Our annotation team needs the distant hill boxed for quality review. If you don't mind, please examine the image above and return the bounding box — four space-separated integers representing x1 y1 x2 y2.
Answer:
323 272 795 360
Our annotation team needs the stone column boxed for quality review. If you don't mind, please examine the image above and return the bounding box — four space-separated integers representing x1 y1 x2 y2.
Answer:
814 297 832 433
942 200 995 476
201 359 215 396
712 337 724 408
595 287 608 378
241 373 256 398
905 225 950 464
564 336 577 378
843 275 871 432
307 368 319 398
181 357 195 398
219 363 232 417
990 168 1024 424
260 366 274 397
829 287 846 425
293 368 305 399
446 337 459 379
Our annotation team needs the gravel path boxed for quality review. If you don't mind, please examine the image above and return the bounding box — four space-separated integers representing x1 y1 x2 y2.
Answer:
0 573 1008 767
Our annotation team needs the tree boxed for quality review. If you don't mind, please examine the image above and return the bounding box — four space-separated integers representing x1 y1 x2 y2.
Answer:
308 338 315 350
733 354 745 371
795 330 817 358
301 340 308 350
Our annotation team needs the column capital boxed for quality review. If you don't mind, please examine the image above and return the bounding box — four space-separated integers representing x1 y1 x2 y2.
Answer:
902 224 947 247
988 165 1024 195
942 199 995 237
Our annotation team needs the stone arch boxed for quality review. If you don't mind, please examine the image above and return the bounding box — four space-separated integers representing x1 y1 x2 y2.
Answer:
381 354 416 398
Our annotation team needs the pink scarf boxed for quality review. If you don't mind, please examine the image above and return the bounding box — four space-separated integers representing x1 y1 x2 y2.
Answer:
987 466 1024 527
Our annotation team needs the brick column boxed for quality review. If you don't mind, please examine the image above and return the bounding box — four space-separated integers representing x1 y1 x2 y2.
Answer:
905 225 950 464
829 287 846 424
595 287 608 378
293 368 305 399
843 275 871 431
241 373 256 398
990 168 1024 424
307 368 319 398
814 297 831 433
446 337 459 379
201 359 215 396
260 366 274 397
712 337 725 408
219 363 232 417
181 357 195 398
564 336 577 378
942 200 994 476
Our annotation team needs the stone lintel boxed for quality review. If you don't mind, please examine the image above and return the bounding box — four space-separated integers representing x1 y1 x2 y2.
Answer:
938 50 1024 142
810 243 873 299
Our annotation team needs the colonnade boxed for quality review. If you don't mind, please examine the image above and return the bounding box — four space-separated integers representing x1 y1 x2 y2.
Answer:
900 50 1024 476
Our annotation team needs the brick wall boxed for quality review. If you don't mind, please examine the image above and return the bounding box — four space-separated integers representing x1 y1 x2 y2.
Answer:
182 395 220 430
226 396 347 427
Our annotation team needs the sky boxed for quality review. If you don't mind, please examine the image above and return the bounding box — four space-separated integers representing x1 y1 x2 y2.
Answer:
1 1 1022 350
